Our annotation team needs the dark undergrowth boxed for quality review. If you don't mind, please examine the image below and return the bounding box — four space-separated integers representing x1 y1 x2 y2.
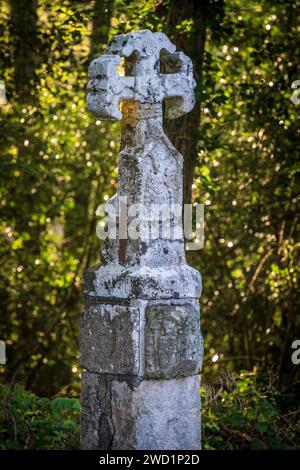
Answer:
0 372 299 450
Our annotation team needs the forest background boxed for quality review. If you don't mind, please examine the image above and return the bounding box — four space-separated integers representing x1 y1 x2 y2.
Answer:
0 0 299 450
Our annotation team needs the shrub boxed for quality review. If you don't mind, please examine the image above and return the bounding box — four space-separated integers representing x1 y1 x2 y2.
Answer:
0 384 80 449
202 372 300 450
1 373 299 450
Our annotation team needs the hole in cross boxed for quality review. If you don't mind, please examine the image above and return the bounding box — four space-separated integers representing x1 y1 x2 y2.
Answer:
160 50 182 74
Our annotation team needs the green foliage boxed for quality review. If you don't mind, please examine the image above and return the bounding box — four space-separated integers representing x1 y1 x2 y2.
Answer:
0 383 80 449
0 0 299 450
0 0 118 395
202 372 300 450
188 0 300 383
1 376 298 450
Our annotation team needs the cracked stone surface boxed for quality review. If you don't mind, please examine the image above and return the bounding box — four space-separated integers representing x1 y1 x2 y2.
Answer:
83 101 201 300
81 372 201 450
80 302 140 375
81 30 202 450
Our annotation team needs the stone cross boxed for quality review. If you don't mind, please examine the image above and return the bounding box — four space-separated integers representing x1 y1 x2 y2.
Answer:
81 29 202 450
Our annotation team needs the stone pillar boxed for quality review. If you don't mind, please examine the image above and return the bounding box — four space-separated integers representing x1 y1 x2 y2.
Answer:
80 30 203 450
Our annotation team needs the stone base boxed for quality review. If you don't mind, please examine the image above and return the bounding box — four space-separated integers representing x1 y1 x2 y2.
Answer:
80 298 202 449
81 372 201 450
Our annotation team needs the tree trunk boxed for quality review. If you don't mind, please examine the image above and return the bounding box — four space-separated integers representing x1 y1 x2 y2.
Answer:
89 0 114 59
155 0 208 204
10 0 40 102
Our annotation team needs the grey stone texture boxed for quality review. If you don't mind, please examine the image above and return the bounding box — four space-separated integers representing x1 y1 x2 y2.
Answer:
81 372 201 450
87 30 196 121
81 29 202 450
80 301 140 375
145 304 203 379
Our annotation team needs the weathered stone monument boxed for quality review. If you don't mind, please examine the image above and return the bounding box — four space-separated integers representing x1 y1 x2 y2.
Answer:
81 29 202 450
